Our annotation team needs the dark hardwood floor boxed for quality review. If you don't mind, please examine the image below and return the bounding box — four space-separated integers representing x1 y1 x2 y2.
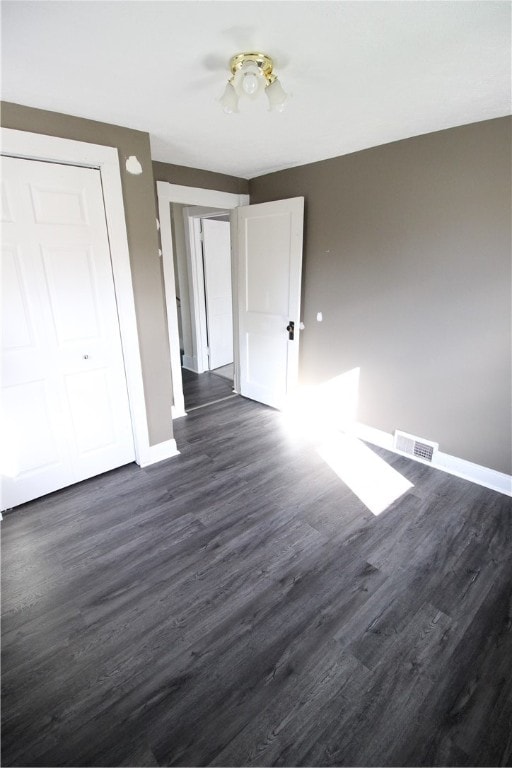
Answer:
182 367 234 411
2 395 511 767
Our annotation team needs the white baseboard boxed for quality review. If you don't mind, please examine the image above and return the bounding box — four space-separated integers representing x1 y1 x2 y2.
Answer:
138 438 180 468
351 422 512 497
171 405 188 419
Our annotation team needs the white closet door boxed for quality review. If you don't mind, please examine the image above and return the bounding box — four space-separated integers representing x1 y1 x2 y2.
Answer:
1 156 135 509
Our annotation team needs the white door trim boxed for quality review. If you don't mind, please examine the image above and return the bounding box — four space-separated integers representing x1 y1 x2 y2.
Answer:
0 128 174 468
157 181 249 419
186 214 209 374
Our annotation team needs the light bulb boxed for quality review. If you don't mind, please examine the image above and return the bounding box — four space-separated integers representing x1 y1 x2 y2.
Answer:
239 61 262 98
242 71 259 95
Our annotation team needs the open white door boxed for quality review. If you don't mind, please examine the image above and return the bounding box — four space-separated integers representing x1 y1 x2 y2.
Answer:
202 218 233 371
236 197 304 409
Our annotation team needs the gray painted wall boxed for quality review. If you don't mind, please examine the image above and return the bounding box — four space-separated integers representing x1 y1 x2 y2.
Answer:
250 118 512 474
1 101 173 446
153 161 249 195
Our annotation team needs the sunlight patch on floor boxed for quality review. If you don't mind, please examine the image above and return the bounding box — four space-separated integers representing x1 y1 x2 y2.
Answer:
317 433 413 515
282 368 361 442
280 367 413 515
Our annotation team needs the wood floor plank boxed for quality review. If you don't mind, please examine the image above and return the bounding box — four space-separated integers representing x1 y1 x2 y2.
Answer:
2 392 511 766
182 368 234 410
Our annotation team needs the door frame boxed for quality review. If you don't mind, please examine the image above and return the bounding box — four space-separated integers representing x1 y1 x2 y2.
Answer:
183 206 230 375
0 128 170 467
157 182 249 419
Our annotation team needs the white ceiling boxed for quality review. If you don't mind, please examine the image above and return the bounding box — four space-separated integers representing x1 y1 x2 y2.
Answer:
2 1 510 179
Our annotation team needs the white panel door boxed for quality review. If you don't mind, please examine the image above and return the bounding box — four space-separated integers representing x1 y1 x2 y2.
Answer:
202 218 233 371
1 156 135 509
236 197 304 409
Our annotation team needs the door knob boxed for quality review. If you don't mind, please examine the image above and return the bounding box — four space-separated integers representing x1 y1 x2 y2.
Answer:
286 321 295 341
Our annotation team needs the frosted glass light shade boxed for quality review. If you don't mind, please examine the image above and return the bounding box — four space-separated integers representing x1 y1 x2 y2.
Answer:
265 78 288 112
220 81 239 114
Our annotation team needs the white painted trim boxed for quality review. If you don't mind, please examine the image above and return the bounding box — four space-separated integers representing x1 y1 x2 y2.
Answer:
184 206 233 221
138 439 180 468
184 212 209 373
158 183 249 208
0 128 172 467
157 191 187 419
156 181 248 428
230 209 241 394
171 405 188 420
351 422 512 497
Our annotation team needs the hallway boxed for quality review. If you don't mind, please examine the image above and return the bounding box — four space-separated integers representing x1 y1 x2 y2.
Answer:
181 366 235 411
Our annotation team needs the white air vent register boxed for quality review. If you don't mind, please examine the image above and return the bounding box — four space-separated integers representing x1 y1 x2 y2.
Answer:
393 430 438 463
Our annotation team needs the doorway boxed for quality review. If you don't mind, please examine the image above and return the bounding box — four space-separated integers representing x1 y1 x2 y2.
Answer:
170 204 235 411
157 182 304 425
157 184 249 419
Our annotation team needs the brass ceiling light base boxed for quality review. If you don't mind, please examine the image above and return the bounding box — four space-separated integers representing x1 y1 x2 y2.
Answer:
229 52 277 85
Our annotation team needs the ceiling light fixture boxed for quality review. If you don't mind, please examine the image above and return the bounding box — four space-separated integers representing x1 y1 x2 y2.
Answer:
220 52 288 114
